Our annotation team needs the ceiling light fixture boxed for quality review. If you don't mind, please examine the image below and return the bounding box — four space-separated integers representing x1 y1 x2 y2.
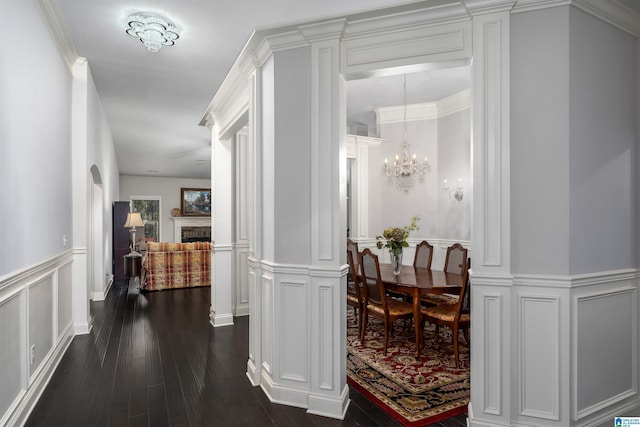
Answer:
383 74 430 194
126 12 179 53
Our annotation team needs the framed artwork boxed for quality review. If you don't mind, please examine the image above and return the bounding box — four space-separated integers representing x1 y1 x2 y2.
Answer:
181 188 211 216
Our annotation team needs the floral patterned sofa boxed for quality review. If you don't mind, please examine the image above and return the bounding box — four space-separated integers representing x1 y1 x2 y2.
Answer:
141 241 212 291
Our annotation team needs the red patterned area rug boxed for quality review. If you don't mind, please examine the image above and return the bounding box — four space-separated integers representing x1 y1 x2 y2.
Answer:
347 312 470 426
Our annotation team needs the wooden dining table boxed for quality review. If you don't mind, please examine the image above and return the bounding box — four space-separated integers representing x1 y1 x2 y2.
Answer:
378 264 464 357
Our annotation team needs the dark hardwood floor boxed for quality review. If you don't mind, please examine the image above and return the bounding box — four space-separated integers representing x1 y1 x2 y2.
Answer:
26 280 468 427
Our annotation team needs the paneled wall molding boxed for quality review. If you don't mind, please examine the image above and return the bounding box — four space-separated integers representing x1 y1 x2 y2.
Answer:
513 268 639 288
341 22 471 78
212 243 234 252
0 253 74 426
468 7 511 427
470 273 515 287
0 250 73 292
470 10 510 272
517 294 561 420
201 0 640 138
234 243 250 317
245 63 264 389
202 1 482 135
573 283 638 422
257 262 347 419
210 125 235 329
309 36 344 266
342 2 469 37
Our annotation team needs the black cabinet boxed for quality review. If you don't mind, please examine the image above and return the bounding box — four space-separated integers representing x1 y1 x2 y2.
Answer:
112 201 130 280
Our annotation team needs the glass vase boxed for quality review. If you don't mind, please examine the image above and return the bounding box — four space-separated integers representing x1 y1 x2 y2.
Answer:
390 249 403 275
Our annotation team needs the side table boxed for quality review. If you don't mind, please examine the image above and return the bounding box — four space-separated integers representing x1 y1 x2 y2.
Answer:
123 253 142 287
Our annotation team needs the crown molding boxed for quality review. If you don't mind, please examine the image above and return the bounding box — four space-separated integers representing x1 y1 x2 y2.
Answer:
512 0 640 37
464 0 518 14
511 0 571 12
376 103 438 124
375 89 471 124
437 88 472 117
203 0 636 138
573 0 640 37
37 0 78 73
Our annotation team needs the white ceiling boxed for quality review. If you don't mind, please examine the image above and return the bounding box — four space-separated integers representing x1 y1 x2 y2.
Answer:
55 0 470 179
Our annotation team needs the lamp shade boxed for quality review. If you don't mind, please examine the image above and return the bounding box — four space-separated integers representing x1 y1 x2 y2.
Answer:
124 212 145 228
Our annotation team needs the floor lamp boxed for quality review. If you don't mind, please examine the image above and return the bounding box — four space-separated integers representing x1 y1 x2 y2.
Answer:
123 212 145 256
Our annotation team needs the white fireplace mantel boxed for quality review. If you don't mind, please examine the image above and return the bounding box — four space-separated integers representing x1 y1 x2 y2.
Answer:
170 217 212 243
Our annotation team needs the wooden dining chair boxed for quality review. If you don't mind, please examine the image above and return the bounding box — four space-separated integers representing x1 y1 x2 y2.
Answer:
413 240 434 269
347 239 359 273
346 250 364 336
444 243 468 275
421 243 468 306
358 248 414 355
421 257 470 367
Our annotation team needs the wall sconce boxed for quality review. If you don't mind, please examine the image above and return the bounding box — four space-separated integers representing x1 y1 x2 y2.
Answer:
444 178 464 203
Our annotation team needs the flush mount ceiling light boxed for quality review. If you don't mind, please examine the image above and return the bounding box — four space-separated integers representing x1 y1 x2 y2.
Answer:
126 12 179 53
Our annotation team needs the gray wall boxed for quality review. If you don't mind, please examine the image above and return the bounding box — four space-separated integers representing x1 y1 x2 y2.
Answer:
0 1 73 276
511 6 638 275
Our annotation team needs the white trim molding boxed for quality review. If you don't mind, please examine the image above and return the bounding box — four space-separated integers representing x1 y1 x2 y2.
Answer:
0 252 75 427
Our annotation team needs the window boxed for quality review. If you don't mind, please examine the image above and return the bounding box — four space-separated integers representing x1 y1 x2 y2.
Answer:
131 196 161 242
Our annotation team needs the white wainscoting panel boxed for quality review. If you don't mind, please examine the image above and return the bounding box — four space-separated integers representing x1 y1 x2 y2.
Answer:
575 285 638 420
0 290 25 425
246 263 261 386
28 276 54 379
469 273 513 427
279 280 308 383
519 294 560 420
235 245 250 316
316 282 335 390
483 293 502 415
57 262 73 337
261 273 274 376
0 252 75 426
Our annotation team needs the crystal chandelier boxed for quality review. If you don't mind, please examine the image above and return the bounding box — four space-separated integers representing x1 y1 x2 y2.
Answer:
126 13 180 53
384 74 430 194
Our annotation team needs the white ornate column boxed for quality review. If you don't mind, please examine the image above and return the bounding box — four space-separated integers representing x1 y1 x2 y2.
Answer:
234 128 250 316
301 19 349 418
71 57 91 335
466 3 514 427
209 121 234 327
246 60 263 386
